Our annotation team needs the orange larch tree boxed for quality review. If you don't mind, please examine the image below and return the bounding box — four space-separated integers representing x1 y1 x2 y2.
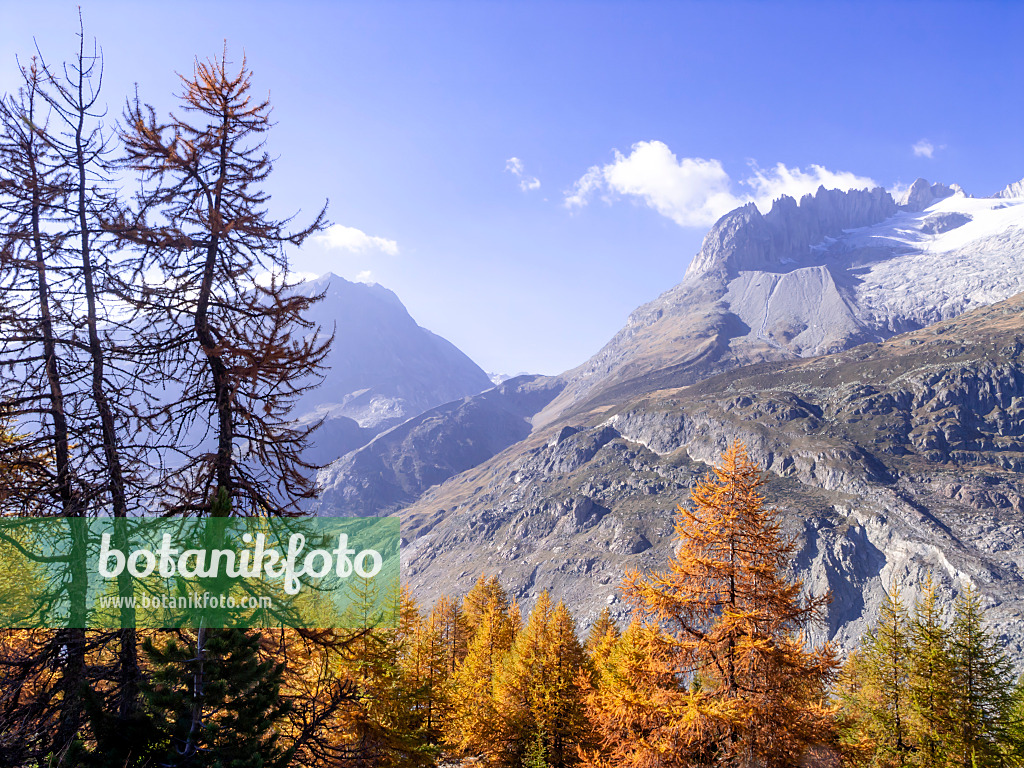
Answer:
584 440 839 768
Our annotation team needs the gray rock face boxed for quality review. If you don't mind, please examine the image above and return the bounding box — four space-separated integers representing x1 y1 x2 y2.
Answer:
535 182 1024 427
290 273 493 437
899 178 956 212
401 295 1024 662
920 211 971 234
313 181 1024 662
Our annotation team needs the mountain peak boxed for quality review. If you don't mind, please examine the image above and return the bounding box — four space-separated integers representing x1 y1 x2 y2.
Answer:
994 177 1024 199
898 178 957 211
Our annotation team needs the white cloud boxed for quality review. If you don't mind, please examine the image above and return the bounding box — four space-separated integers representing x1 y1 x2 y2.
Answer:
355 270 375 283
564 165 605 209
602 142 736 227
505 156 541 192
312 224 399 256
913 139 936 158
887 181 911 203
742 162 877 209
564 140 877 227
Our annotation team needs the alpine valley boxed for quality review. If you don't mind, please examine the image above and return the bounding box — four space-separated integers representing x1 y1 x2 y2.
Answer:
308 178 1024 661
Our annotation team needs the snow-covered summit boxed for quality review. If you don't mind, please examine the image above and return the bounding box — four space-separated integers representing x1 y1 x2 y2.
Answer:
994 177 1024 199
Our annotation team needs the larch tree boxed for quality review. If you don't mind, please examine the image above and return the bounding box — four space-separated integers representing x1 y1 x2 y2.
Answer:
583 607 618 659
0 34 141 760
539 600 592 768
108 46 330 518
586 440 839 768
444 576 516 760
494 590 556 767
409 596 451 742
429 592 470 683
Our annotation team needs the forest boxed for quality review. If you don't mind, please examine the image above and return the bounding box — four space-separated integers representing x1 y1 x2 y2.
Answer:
1 30 1023 768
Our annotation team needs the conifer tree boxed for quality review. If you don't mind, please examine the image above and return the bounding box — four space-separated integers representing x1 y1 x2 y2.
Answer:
137 628 293 768
494 591 555 766
583 607 618 658
541 601 592 767
585 441 838 768
110 47 330 517
839 586 914 768
431 593 471 678
580 619 680 768
946 585 1016 768
908 576 953 768
443 576 515 760
1007 675 1024 767
409 598 451 741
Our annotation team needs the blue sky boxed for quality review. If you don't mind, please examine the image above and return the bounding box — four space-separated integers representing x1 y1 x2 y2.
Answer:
3 1 1022 375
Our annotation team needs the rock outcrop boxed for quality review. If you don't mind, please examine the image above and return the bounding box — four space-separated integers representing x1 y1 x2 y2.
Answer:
534 181 1024 426
994 177 1024 199
899 177 957 212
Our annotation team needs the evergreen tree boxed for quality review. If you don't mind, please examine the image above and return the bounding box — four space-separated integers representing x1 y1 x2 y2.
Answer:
908 576 953 768
332 581 437 767
946 586 1015 768
139 628 293 768
1007 675 1024 767
840 585 914 768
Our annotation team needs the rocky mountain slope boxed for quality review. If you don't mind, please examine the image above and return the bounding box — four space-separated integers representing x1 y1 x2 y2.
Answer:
316 375 564 515
305 179 1024 657
290 273 494 464
400 293 1024 659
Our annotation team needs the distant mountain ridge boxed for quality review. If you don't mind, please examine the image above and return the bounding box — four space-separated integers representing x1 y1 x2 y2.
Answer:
291 273 493 465
401 292 1024 660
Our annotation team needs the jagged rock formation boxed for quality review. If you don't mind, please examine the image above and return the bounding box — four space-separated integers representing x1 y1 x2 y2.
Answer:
994 177 1024 199
898 178 956 212
685 186 898 280
310 181 1024 660
400 294 1024 660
